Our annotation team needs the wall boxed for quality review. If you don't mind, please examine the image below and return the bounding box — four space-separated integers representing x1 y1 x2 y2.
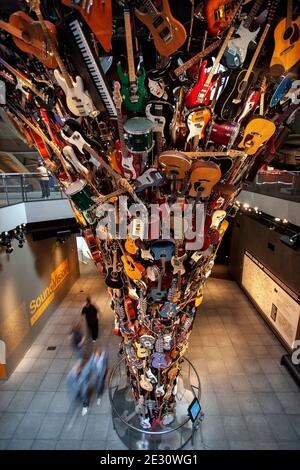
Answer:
0 234 79 377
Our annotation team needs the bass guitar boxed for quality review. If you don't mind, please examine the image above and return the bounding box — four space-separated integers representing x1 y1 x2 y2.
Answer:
30 0 97 118
135 0 187 57
270 0 300 77
117 1 148 112
216 23 270 120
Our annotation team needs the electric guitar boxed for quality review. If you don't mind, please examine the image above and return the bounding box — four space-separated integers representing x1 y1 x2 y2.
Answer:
269 75 293 108
145 100 173 154
217 23 270 120
224 0 265 69
113 81 139 180
134 168 164 192
270 0 300 77
0 11 57 68
204 0 242 36
135 0 187 57
61 0 113 53
117 1 148 112
184 26 234 108
238 117 276 155
105 244 123 289
186 107 212 148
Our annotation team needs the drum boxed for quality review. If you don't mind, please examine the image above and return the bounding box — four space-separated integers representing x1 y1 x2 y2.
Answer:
208 120 240 148
124 117 153 154
65 180 94 211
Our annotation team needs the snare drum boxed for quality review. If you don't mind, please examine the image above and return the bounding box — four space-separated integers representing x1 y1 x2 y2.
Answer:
208 121 240 148
65 180 94 211
124 117 153 154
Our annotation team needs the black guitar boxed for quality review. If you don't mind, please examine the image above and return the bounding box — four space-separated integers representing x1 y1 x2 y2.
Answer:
105 245 123 289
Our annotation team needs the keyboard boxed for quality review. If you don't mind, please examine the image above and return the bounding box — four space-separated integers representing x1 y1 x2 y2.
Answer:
62 14 117 119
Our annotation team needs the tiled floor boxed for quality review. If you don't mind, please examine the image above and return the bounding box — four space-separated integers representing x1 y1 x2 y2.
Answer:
1 266 300 450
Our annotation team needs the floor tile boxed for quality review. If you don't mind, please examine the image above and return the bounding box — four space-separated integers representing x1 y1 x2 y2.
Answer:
7 391 35 413
276 393 300 415
244 415 275 441
201 416 225 440
37 413 67 439
27 391 55 413
0 391 16 412
223 416 250 441
248 374 273 392
230 374 252 392
237 392 262 415
48 359 70 374
31 439 57 450
48 392 71 413
7 439 33 450
266 374 299 392
0 374 27 391
39 373 63 392
256 392 284 414
14 413 45 439
19 373 45 391
0 413 24 439
216 393 242 416
56 439 82 449
265 414 298 441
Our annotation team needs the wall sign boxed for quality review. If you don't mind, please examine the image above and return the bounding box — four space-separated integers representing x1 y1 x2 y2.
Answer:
29 259 70 326
242 251 300 349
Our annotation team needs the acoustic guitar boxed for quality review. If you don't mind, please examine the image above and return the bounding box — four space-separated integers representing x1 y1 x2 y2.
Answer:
270 0 300 77
0 11 57 68
135 0 187 57
238 117 276 155
61 0 113 53
188 160 222 198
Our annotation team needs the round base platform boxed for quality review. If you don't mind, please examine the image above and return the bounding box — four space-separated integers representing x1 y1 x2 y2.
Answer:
109 357 201 450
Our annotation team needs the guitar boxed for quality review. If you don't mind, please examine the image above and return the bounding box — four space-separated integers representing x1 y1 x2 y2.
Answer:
211 210 227 229
118 241 145 281
147 39 222 98
125 237 138 255
134 168 164 193
105 244 123 289
113 81 139 180
151 240 175 268
0 57 56 107
159 302 178 319
186 107 211 148
117 2 148 112
61 0 113 53
270 0 300 77
30 0 97 118
237 88 261 123
145 100 173 154
0 12 57 68
204 0 242 36
83 229 104 272
269 75 293 108
217 23 270 120
223 0 265 69
158 151 191 182
238 117 276 155
184 26 234 108
188 160 222 198
149 270 167 303
135 0 187 57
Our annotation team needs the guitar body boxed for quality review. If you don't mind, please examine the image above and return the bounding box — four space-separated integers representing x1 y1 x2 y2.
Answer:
186 107 211 143
159 151 191 180
189 160 222 198
135 168 164 192
53 70 96 117
125 237 138 255
270 75 293 107
116 63 148 112
105 268 123 289
204 0 237 36
9 12 57 68
145 100 173 140
237 89 261 122
171 254 187 274
159 302 177 319
184 60 219 108
217 68 254 121
238 117 276 155
270 16 300 77
150 287 167 302
224 22 260 69
109 146 124 175
135 0 187 57
115 140 140 181
61 0 113 52
121 254 144 280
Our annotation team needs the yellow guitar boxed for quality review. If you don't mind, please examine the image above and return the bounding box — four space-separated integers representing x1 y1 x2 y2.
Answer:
195 286 204 307
125 237 138 255
270 0 300 77
238 118 276 156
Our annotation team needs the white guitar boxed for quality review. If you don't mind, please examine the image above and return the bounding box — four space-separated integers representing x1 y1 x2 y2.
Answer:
62 145 89 177
224 22 260 69
31 0 97 117
211 210 226 229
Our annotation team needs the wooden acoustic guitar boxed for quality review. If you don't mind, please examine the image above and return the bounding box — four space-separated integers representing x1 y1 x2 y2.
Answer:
0 11 57 68
270 0 300 77
135 0 187 57
188 160 222 198
238 117 276 155
61 0 113 52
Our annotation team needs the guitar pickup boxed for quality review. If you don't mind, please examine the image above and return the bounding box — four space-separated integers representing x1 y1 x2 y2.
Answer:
159 27 172 43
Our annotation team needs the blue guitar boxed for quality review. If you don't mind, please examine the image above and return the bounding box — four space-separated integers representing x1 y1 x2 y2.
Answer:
159 302 178 319
270 76 293 108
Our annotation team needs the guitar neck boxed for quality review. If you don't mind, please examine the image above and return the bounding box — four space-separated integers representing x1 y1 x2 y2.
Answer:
286 0 293 30
205 26 234 85
174 38 222 77
33 7 73 88
184 151 244 158
0 57 45 101
141 0 158 20
244 0 264 29
0 20 25 41
124 9 136 84
244 23 270 82
116 107 128 157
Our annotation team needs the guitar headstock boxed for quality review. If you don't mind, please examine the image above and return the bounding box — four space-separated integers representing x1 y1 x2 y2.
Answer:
113 81 123 109
27 0 41 15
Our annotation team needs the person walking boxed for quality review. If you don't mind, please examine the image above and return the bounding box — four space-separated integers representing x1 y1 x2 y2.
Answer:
66 355 95 416
70 320 85 359
94 348 108 406
36 162 50 198
81 297 99 343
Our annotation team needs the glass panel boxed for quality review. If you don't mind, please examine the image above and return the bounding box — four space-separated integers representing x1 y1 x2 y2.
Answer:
246 171 300 202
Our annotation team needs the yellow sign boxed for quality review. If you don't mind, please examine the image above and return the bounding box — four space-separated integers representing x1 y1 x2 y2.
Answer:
29 259 70 325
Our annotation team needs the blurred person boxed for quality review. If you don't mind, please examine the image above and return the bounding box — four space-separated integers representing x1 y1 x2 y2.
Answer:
81 297 99 342
66 354 95 416
94 348 108 406
70 320 85 359
36 161 50 198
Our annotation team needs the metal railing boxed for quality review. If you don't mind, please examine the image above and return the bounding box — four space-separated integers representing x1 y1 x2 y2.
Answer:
0 173 66 207
246 170 300 202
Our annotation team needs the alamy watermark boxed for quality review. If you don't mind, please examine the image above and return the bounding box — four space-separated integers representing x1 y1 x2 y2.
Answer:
291 340 300 365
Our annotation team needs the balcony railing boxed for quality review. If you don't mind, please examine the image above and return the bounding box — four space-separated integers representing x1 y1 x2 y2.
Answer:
246 170 300 202
0 173 66 207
